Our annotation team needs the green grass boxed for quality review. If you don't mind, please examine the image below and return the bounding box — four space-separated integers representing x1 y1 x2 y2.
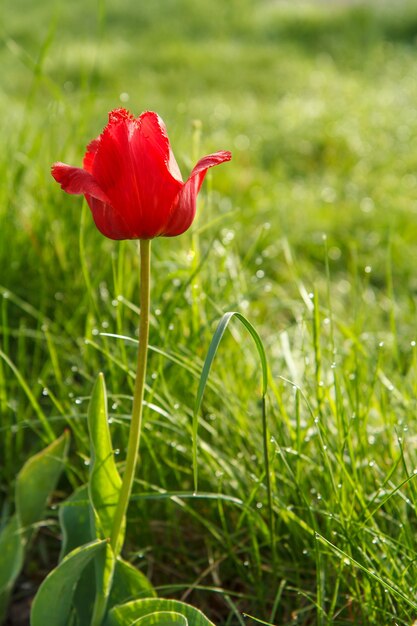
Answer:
2 0 417 623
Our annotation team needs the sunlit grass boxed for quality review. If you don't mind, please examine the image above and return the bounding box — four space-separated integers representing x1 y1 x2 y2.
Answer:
2 0 417 624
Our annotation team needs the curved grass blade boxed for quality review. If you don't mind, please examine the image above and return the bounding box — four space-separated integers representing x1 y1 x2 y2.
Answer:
30 539 107 626
193 312 268 491
192 312 275 560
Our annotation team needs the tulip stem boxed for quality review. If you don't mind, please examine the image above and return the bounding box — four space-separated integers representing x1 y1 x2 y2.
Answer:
110 238 151 554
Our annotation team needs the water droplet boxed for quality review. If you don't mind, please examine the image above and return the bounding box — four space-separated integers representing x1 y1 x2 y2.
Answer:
151 372 158 380
74 398 82 405
411 340 416 347
364 265 372 274
379 341 384 348
256 270 265 279
84 459 90 466
107 417 113 424
111 402 118 410
155 308 161 316
114 448 120 455
369 460 375 467
92 328 99 336
256 502 263 509
42 388 49 396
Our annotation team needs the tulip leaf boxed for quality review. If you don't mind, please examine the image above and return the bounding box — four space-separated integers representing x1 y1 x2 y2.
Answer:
0 515 24 623
109 558 156 608
59 484 91 560
87 373 123 622
58 485 95 626
16 431 70 533
88 373 122 542
106 599 215 626
30 539 107 626
131 611 188 626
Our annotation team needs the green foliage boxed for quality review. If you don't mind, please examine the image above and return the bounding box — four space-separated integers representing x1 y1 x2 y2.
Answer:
106 599 215 626
4 1 417 624
30 540 107 626
16 431 69 531
0 433 69 623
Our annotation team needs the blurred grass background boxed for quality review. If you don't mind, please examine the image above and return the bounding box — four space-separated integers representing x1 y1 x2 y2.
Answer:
2 0 417 624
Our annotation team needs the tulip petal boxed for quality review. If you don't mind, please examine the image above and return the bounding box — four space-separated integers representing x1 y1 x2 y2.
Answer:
83 138 101 173
51 163 111 204
163 151 232 237
85 195 133 240
92 109 183 238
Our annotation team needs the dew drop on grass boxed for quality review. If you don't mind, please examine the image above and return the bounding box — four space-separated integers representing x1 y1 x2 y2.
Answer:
151 372 158 380
114 448 120 455
74 398 82 405
173 403 180 410
411 340 416 347
92 328 99 336
256 502 263 509
84 459 90 466
379 341 384 348
111 299 119 307
343 558 350 566
369 460 375 467
2 290 9 299
302 549 308 555
314 416 319 424
243 560 249 567
256 270 265 279
42 388 49 396
112 402 118 410
168 323 174 331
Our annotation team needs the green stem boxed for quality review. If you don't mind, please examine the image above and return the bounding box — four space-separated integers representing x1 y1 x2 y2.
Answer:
110 238 151 553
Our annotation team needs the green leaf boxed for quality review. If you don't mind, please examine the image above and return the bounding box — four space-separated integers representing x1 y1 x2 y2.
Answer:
59 485 91 560
131 611 188 626
87 373 123 623
106 599 215 626
30 539 107 626
16 431 70 532
0 516 24 623
88 373 122 541
109 559 156 608
59 485 95 626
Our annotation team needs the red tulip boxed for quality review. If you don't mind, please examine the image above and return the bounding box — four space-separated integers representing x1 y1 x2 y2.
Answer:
51 109 231 240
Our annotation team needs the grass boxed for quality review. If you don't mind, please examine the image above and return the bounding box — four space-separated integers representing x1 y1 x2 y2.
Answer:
2 0 417 623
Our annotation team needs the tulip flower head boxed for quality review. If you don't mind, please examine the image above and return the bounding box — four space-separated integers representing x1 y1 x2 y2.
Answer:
52 109 231 240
